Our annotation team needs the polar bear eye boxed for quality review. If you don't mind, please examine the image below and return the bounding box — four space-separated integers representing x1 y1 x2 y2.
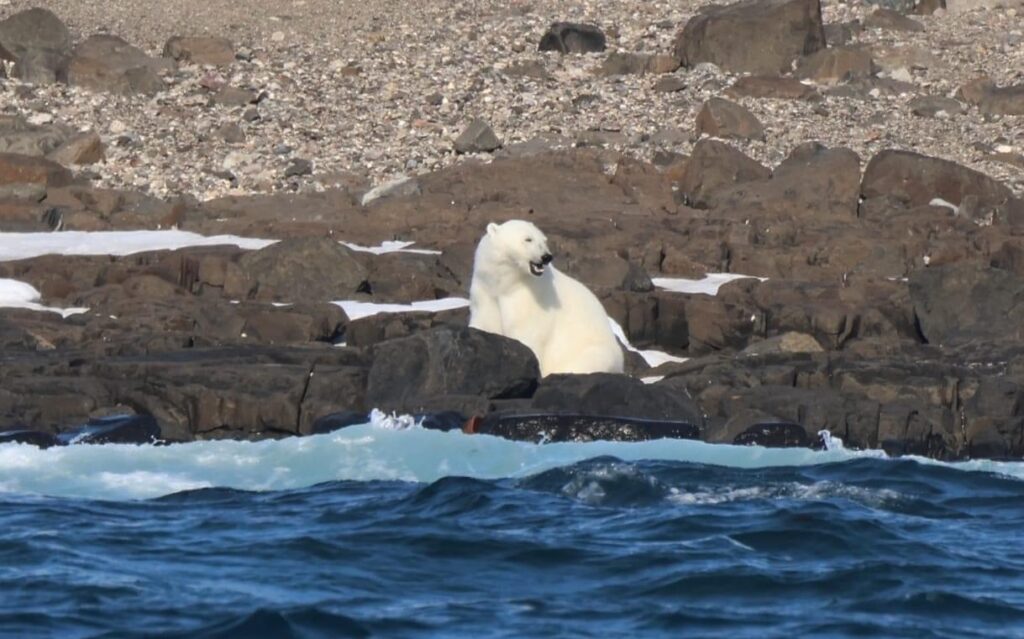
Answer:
525 238 533 243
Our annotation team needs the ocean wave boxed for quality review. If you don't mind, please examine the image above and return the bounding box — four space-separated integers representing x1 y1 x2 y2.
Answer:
0 413 1022 501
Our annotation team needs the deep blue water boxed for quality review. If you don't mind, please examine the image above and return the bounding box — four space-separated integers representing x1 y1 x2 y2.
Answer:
2 427 1024 639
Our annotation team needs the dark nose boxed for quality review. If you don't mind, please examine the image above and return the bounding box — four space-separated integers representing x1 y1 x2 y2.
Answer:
541 253 553 265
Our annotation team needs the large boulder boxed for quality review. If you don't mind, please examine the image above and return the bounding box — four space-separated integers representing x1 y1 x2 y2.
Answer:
694 98 765 141
527 373 705 424
674 0 826 75
862 150 1013 215
909 263 1024 346
0 153 74 199
675 139 771 208
235 237 369 302
66 35 174 95
0 8 70 61
365 326 539 413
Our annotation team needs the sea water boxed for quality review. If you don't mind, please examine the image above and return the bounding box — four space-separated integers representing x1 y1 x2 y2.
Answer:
1 415 1023 638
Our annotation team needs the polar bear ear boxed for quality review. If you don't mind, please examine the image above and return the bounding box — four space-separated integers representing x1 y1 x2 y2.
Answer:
486 222 499 236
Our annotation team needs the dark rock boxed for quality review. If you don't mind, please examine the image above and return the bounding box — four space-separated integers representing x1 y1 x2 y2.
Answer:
864 8 926 32
733 421 814 447
11 48 68 85
795 47 875 85
309 410 370 435
345 308 468 348
236 237 368 302
910 263 1024 346
538 23 607 54
980 85 1024 117
823 20 863 47
470 413 700 443
66 35 173 95
706 142 861 218
454 119 501 154
695 98 765 141
366 326 539 412
162 36 235 66
676 139 771 207
862 150 1013 214
56 414 161 445
284 158 313 178
528 373 704 424
0 8 71 62
674 0 826 75
726 75 820 100
0 429 60 448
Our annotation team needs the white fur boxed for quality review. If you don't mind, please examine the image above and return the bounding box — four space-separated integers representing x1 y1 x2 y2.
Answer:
468 220 624 376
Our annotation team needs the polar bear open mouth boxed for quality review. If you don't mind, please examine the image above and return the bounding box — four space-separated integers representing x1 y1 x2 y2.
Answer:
529 261 546 276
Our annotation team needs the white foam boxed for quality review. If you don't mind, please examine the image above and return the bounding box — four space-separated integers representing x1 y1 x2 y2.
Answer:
332 297 470 321
0 278 88 317
0 416 1021 501
653 273 766 296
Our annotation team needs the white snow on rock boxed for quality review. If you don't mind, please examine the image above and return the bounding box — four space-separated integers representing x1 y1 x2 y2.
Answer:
0 279 88 317
653 273 766 296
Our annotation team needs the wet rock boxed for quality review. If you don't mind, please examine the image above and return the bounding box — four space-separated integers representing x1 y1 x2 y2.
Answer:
732 419 814 448
0 429 60 448
796 47 875 85
57 414 161 445
454 119 501 154
726 76 820 101
861 149 1013 213
66 35 174 95
527 373 705 424
365 326 539 413
538 23 607 54
695 98 765 141
162 36 235 66
674 0 827 75
471 413 700 443
864 8 926 32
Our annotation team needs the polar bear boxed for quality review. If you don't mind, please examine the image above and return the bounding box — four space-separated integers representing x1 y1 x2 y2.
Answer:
468 219 624 376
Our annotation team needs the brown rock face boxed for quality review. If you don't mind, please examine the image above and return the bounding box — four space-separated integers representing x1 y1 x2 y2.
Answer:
66 35 175 95
676 139 771 208
695 98 766 141
0 153 73 193
674 0 826 75
861 149 1013 212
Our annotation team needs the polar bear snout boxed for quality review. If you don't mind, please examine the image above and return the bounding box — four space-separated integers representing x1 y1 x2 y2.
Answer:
529 252 553 276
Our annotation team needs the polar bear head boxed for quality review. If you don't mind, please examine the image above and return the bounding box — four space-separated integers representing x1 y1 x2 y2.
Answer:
486 219 553 277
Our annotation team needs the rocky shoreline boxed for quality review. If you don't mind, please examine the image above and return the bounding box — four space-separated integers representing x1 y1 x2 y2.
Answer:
1 1 1024 459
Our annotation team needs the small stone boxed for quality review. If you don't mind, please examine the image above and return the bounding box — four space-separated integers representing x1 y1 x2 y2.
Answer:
273 144 293 155
26 112 53 126
454 119 501 154
538 22 606 54
109 120 127 134
909 95 965 118
271 31 286 43
47 131 105 165
284 158 312 177
242 107 260 122
652 76 686 93
864 9 926 32
695 98 765 141
217 122 246 143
